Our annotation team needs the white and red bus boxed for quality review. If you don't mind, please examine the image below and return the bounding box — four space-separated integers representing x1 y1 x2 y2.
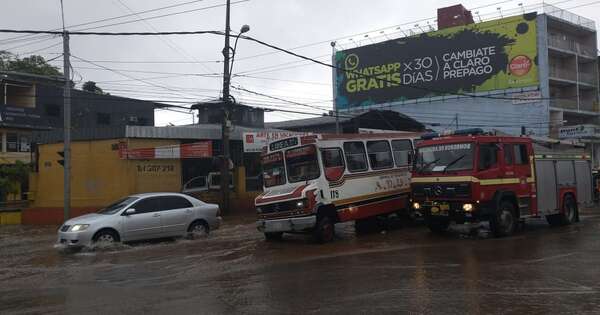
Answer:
255 132 420 243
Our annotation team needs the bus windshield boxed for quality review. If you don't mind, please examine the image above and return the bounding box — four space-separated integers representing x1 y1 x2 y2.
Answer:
262 152 286 187
417 142 474 173
286 145 320 183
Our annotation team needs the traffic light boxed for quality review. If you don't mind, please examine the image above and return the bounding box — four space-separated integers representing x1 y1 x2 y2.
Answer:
57 151 65 167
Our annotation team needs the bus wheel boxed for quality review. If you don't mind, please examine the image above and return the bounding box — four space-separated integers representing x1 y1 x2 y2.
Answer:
314 216 335 243
425 217 450 234
490 200 517 237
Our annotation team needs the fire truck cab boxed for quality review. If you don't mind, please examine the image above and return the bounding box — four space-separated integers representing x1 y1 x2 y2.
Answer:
255 133 419 243
411 129 593 237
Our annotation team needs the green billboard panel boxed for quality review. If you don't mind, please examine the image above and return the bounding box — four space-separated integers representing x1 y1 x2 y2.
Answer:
335 13 539 110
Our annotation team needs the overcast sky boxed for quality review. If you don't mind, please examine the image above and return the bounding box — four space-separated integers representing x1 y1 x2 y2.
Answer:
1 0 599 126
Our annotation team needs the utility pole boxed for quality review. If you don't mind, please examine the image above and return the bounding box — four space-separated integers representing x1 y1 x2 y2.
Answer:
220 0 231 214
62 31 71 221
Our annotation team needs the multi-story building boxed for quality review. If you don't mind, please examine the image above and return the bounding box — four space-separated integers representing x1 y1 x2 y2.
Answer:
333 4 599 165
0 71 156 164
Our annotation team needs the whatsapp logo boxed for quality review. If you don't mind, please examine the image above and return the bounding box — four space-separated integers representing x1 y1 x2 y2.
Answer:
344 54 359 70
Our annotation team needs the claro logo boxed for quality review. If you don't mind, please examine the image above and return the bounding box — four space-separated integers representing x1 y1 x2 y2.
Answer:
509 55 532 76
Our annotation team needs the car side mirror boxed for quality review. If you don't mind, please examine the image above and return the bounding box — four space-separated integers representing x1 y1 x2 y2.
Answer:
124 208 136 215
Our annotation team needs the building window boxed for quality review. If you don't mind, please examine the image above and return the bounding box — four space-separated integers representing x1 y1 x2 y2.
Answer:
45 104 60 117
6 133 18 152
19 135 30 152
97 113 111 125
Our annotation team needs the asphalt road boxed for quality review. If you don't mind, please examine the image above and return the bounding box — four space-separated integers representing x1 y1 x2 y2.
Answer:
1 213 600 314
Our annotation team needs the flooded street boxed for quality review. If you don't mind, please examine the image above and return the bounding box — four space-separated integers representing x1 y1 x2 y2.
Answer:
2 214 600 314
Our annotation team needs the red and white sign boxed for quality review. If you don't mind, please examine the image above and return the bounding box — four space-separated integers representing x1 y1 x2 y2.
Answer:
509 55 532 77
243 132 311 153
119 141 212 159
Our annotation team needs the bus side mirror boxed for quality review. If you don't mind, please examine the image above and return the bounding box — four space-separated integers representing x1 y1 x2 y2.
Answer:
325 166 344 182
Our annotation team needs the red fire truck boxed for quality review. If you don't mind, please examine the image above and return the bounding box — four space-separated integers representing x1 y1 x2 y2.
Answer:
255 133 419 243
411 129 593 237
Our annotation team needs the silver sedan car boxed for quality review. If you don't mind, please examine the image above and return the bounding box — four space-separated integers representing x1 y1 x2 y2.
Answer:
57 192 221 248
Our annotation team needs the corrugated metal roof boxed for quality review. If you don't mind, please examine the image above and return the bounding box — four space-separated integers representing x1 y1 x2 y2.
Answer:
125 124 287 140
265 115 351 129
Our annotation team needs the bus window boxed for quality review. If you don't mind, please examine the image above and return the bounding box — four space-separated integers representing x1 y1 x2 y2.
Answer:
367 140 393 170
262 152 286 187
322 148 345 181
343 142 368 172
391 139 412 167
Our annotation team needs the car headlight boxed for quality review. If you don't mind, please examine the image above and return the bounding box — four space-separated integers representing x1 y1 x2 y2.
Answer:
256 207 262 213
70 224 90 232
462 203 474 212
413 202 421 210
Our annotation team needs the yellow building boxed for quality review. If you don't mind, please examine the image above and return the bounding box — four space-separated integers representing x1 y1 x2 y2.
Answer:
23 124 267 224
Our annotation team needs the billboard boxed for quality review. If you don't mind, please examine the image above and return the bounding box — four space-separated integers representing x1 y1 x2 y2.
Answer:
335 13 539 110
243 132 311 153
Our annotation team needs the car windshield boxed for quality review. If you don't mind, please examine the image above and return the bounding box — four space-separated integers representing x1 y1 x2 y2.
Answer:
286 145 320 183
262 152 286 187
97 197 138 215
417 142 474 173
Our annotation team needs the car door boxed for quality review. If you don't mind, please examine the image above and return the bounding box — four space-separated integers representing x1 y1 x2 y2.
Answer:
159 196 194 236
122 197 163 241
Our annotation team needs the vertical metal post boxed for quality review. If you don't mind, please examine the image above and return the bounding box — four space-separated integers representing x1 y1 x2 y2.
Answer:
331 42 340 134
220 0 231 214
455 113 459 129
575 54 580 111
62 31 71 221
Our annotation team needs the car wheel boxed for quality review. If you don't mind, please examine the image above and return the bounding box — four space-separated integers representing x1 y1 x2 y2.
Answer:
264 232 283 241
314 216 335 244
490 200 517 237
187 220 209 239
93 230 119 247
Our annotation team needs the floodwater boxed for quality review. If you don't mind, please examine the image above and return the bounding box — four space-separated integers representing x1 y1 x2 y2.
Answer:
1 213 600 314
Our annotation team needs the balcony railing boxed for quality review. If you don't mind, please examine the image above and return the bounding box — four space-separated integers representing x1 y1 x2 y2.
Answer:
550 99 578 110
549 67 577 81
543 4 596 30
579 72 597 85
548 36 597 58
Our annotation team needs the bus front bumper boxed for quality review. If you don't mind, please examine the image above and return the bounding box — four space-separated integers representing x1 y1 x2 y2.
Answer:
257 215 316 233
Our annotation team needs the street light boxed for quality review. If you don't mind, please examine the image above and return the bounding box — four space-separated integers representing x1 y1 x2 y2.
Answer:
229 24 250 81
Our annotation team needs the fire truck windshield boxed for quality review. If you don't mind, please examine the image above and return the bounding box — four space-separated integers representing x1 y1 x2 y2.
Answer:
285 145 320 183
417 142 474 173
262 152 286 187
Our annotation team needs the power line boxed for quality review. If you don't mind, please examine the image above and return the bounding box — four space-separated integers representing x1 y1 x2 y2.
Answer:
113 0 215 74
0 0 220 45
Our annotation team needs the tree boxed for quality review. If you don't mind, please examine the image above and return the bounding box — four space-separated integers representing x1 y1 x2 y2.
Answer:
82 81 106 94
0 50 62 76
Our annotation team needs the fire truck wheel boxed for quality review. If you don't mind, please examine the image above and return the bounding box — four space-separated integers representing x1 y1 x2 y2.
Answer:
315 216 335 243
547 195 578 226
562 195 578 224
425 217 450 234
264 232 283 241
490 200 517 237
